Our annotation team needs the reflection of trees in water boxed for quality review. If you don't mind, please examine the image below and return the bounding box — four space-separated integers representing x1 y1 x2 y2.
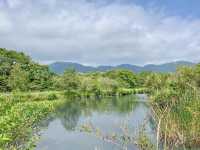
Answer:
111 96 138 113
54 95 139 131
56 101 82 131
94 95 138 113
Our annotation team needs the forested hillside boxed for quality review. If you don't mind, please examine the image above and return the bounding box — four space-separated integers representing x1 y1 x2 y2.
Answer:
0 48 54 92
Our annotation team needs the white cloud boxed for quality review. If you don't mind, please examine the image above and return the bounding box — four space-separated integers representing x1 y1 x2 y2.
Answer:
0 11 12 33
6 0 21 8
0 0 200 65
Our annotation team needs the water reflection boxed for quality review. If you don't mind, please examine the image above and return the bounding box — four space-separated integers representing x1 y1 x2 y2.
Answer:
54 95 139 131
36 95 155 150
58 101 82 130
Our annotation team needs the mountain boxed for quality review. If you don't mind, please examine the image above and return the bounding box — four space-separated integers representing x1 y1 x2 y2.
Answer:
49 62 95 74
49 61 196 74
142 61 195 72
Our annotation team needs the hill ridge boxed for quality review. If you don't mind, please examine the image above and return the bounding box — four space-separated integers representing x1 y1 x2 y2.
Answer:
49 61 196 74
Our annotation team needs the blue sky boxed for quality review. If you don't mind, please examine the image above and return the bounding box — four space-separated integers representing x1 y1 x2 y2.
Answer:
0 0 200 65
130 0 200 17
89 0 200 18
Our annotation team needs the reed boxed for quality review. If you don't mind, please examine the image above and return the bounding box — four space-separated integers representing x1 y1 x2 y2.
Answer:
149 66 200 149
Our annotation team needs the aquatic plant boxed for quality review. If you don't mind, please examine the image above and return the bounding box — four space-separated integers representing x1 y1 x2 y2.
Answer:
0 92 62 149
77 113 156 150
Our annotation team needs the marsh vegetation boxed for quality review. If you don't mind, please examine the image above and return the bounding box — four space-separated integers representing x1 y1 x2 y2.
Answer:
0 48 200 150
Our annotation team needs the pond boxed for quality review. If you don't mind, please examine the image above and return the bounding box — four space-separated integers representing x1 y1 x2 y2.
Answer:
36 94 156 150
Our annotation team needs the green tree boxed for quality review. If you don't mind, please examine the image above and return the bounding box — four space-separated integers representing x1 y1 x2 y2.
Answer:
62 68 81 92
52 75 63 90
25 63 54 90
0 62 11 91
105 69 137 88
0 48 30 64
8 64 29 91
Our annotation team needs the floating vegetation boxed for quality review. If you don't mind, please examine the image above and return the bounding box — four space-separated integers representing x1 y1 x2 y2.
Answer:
0 92 62 149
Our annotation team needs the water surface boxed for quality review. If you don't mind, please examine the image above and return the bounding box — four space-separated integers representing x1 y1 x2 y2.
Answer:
36 94 155 150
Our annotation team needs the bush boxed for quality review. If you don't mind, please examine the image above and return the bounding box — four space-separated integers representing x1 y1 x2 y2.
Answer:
47 93 58 101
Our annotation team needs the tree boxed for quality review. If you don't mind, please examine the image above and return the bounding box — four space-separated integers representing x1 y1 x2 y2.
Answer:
62 68 81 92
0 48 30 64
97 77 119 94
0 48 55 92
25 63 54 90
8 64 29 91
0 48 31 92
0 62 11 91
105 69 137 88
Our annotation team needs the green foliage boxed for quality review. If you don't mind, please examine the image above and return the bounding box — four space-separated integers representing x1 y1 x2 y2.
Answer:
137 132 155 150
0 75 9 92
0 48 30 64
26 63 54 90
0 61 12 91
51 69 142 97
0 48 144 95
62 68 81 91
136 71 153 87
0 48 54 92
47 93 58 100
147 66 200 148
0 91 63 149
8 64 29 91
105 69 138 88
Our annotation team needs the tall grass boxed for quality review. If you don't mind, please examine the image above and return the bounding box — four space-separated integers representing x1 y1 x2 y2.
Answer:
148 67 200 149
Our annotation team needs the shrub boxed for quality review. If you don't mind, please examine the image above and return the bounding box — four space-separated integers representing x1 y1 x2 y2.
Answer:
47 93 58 101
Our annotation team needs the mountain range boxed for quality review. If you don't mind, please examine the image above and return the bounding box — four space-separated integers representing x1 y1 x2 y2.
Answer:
49 61 196 74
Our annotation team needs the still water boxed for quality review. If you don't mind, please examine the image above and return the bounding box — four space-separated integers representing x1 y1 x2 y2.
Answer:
36 94 155 150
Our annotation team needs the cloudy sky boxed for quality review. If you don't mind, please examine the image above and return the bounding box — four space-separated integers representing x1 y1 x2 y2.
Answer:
0 0 200 65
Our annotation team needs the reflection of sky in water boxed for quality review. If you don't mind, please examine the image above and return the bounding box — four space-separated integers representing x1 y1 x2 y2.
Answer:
36 95 155 150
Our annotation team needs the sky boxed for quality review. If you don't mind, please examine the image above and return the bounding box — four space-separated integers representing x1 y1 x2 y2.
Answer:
0 0 200 66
